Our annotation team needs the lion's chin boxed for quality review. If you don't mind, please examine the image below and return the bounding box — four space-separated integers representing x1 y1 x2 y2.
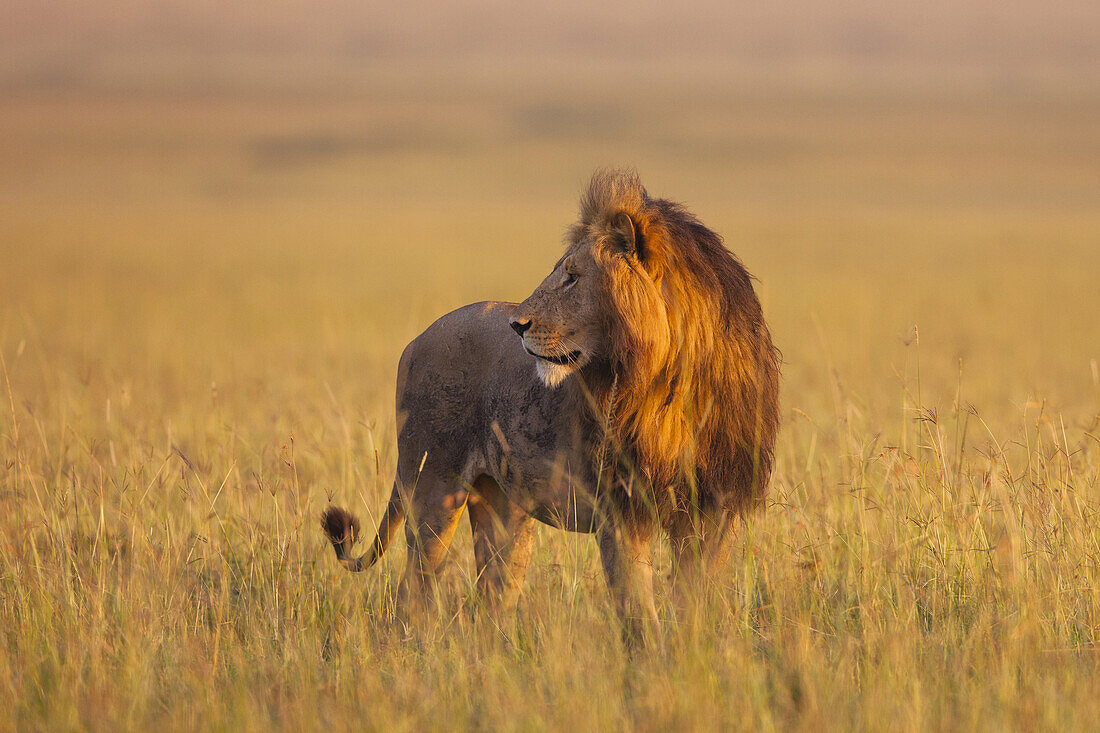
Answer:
535 359 577 388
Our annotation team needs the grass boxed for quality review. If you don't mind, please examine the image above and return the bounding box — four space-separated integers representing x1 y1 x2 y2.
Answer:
1 76 1099 730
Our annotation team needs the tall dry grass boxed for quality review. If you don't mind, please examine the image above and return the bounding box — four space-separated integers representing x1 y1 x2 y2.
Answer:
1 81 1099 730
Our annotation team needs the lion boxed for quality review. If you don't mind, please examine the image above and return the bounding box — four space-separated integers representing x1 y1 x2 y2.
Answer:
322 169 779 638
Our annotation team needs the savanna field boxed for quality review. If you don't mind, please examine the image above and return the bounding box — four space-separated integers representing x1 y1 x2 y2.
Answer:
2 69 1100 730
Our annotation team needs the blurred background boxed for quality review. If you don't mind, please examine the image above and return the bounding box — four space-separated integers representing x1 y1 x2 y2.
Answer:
1 0 1098 428
4 6 1100 726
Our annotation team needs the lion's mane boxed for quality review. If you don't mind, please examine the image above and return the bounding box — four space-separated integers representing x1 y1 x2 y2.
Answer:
574 169 780 520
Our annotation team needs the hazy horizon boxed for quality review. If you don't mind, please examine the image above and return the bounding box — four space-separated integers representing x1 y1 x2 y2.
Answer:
4 0 1099 95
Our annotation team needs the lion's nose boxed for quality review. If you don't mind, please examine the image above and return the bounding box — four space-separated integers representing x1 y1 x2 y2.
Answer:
510 318 532 337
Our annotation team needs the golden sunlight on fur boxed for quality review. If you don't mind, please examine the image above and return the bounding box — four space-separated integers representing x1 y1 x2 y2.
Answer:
322 170 780 640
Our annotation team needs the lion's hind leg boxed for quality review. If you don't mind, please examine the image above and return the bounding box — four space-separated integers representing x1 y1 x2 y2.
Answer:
467 475 536 620
394 470 470 626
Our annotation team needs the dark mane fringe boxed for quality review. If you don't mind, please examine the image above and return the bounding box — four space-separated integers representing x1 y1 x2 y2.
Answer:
574 168 780 521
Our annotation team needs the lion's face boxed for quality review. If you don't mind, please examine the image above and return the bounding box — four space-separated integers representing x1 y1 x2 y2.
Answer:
510 246 607 388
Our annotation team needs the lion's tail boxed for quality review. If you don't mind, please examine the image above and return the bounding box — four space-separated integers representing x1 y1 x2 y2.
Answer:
320 484 405 572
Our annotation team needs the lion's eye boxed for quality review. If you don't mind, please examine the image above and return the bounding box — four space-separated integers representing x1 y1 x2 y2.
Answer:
563 272 578 288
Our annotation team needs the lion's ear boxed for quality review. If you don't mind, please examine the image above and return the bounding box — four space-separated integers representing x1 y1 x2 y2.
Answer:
611 211 646 262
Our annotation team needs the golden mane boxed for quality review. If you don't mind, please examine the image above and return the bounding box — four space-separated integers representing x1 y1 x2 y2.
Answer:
573 169 780 518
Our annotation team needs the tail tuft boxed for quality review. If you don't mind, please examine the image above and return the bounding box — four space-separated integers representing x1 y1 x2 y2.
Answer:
321 505 361 560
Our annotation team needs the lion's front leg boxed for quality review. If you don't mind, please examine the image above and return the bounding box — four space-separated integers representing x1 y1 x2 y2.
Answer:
596 519 660 647
666 507 739 621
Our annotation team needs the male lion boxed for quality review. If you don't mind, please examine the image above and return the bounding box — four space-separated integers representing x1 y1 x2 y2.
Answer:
322 169 779 637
